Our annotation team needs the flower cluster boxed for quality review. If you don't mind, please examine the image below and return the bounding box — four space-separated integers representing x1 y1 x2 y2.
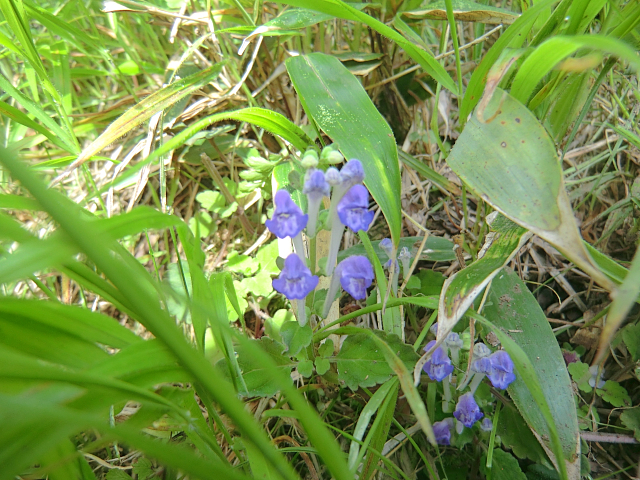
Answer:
422 323 517 444
266 152 377 326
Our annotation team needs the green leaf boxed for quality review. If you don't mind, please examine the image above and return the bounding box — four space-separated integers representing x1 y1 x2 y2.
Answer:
286 53 403 246
278 0 458 94
403 0 519 24
217 338 293 397
297 359 313 377
622 323 640 361
106 471 133 480
315 357 330 375
336 331 417 390
597 381 631 408
437 213 531 340
338 236 455 264
511 35 640 107
55 63 225 180
459 0 558 121
132 458 154 480
482 449 527 480
280 321 312 356
227 252 260 276
448 88 615 291
497 406 551 467
620 407 640 441
478 270 579 479
567 361 592 393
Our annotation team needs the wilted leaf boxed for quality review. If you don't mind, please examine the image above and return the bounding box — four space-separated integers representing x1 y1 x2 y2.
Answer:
403 0 519 24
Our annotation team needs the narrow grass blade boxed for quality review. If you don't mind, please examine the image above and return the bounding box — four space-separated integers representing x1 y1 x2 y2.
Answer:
594 245 640 365
277 0 458 94
459 0 557 121
402 0 519 24
0 100 72 151
0 74 78 153
511 35 640 106
0 147 301 480
53 63 226 183
287 53 403 245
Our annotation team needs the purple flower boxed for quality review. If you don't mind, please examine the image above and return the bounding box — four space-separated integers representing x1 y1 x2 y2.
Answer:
486 351 516 389
339 159 364 186
337 185 374 232
480 418 493 432
453 393 483 428
433 418 454 445
272 253 319 300
303 169 330 200
325 167 341 186
588 365 605 389
422 340 454 382
265 190 308 239
379 238 393 258
338 255 374 300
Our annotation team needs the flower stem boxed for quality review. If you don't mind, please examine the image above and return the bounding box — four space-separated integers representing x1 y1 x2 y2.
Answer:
292 233 306 264
325 223 344 276
294 299 307 327
306 197 321 238
469 373 485 395
442 376 452 413
322 264 342 319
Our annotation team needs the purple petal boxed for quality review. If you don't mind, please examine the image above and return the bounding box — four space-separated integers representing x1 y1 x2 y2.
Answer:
337 185 374 232
303 169 331 201
480 418 493 432
266 190 308 238
453 393 483 428
338 255 374 300
379 238 393 259
272 253 318 300
325 167 341 186
433 418 454 445
339 159 364 186
422 340 453 381
486 351 516 389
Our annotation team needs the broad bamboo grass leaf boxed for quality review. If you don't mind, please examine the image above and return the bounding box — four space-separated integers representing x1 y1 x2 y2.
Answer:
465 311 569 480
52 63 226 184
85 108 312 203
0 393 253 480
481 270 579 479
287 54 403 246
511 35 640 107
277 0 458 94
0 193 39 210
459 0 557 122
402 0 519 24
435 214 531 342
447 88 616 292
0 147 302 480
594 246 640 365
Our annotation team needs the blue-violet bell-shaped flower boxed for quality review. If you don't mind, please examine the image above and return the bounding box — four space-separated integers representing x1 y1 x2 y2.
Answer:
422 340 454 382
272 253 318 300
453 392 483 428
339 159 365 186
303 169 331 238
433 418 454 445
445 332 464 366
337 185 374 232
325 167 341 186
339 255 374 300
266 190 308 239
322 255 374 318
588 365 605 389
487 350 516 389
480 418 493 432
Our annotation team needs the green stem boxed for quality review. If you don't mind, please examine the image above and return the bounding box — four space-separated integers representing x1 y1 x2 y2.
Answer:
444 0 464 103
